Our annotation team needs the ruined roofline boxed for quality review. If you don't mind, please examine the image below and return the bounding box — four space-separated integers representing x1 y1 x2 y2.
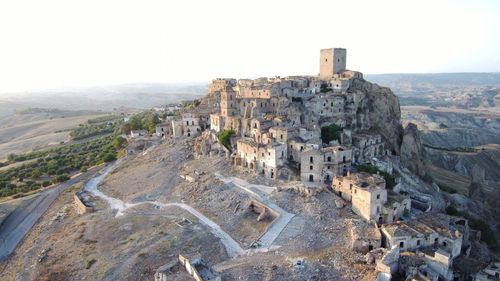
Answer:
383 214 464 240
320 47 347 52
210 71 362 85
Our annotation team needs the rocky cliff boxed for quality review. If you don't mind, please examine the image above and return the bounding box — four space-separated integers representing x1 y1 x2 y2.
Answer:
348 78 404 154
400 123 427 177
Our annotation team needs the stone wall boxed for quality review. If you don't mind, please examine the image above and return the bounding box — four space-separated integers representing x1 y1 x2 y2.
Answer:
74 192 92 214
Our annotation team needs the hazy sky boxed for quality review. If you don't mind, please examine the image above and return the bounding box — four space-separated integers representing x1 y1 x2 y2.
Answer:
0 0 499 93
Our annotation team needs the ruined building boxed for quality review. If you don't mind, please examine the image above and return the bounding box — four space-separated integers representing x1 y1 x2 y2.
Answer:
206 48 402 186
332 172 411 223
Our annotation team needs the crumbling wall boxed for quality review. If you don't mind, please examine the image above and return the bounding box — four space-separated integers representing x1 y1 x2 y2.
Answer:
347 219 382 253
74 192 93 214
248 200 279 222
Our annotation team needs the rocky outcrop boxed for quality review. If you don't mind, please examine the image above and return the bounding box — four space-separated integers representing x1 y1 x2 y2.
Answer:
400 123 427 177
425 144 500 181
348 78 404 154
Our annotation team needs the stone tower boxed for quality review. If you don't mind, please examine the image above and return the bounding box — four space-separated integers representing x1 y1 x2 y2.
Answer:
319 48 347 79
220 89 236 117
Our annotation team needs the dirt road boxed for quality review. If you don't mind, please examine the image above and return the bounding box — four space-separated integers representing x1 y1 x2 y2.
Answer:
0 165 103 262
84 164 245 258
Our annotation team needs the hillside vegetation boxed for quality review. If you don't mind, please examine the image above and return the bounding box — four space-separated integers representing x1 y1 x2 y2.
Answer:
0 115 126 199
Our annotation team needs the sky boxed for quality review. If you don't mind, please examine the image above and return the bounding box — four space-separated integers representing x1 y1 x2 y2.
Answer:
0 0 499 93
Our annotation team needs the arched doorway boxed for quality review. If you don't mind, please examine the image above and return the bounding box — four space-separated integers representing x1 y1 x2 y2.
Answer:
309 174 314 182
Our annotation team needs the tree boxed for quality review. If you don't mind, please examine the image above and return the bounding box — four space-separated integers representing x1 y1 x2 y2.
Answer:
31 169 42 179
102 153 116 163
53 174 70 183
112 136 126 149
218 130 235 149
121 123 132 135
321 124 342 144
128 115 143 130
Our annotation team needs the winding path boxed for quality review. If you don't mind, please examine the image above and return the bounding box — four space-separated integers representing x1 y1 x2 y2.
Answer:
84 165 245 258
214 172 295 248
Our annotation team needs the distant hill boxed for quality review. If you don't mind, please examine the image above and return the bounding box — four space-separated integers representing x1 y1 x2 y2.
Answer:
365 73 500 108
365 72 500 88
0 83 209 116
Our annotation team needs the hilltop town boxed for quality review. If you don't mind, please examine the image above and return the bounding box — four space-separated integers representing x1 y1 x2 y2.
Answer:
140 48 495 280
1 49 497 281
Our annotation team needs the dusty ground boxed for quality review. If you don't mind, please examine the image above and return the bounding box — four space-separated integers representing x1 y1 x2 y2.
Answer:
0 138 377 280
0 183 227 281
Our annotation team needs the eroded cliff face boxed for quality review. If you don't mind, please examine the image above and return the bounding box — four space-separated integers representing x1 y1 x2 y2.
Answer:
348 78 404 154
400 123 427 177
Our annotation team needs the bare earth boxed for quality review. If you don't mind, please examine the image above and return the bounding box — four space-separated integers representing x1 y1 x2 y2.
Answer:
0 139 377 280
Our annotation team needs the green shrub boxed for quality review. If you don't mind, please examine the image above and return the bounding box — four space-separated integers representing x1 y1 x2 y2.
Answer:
7 153 16 162
54 174 70 183
320 83 332 93
445 205 459 216
112 136 126 149
447 210 499 252
468 217 499 252
321 124 342 144
218 130 235 150
181 99 201 109
101 153 116 163
128 111 160 134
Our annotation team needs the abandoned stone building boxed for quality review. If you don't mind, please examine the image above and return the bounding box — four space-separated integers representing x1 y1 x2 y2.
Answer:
332 172 411 223
347 218 382 253
155 123 170 138
171 112 208 138
205 48 388 186
352 133 387 164
381 213 468 258
232 138 287 179
380 213 472 281
300 145 352 185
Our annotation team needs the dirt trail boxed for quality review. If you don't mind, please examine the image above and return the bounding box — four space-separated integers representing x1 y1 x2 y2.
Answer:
84 164 245 258
214 172 295 248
